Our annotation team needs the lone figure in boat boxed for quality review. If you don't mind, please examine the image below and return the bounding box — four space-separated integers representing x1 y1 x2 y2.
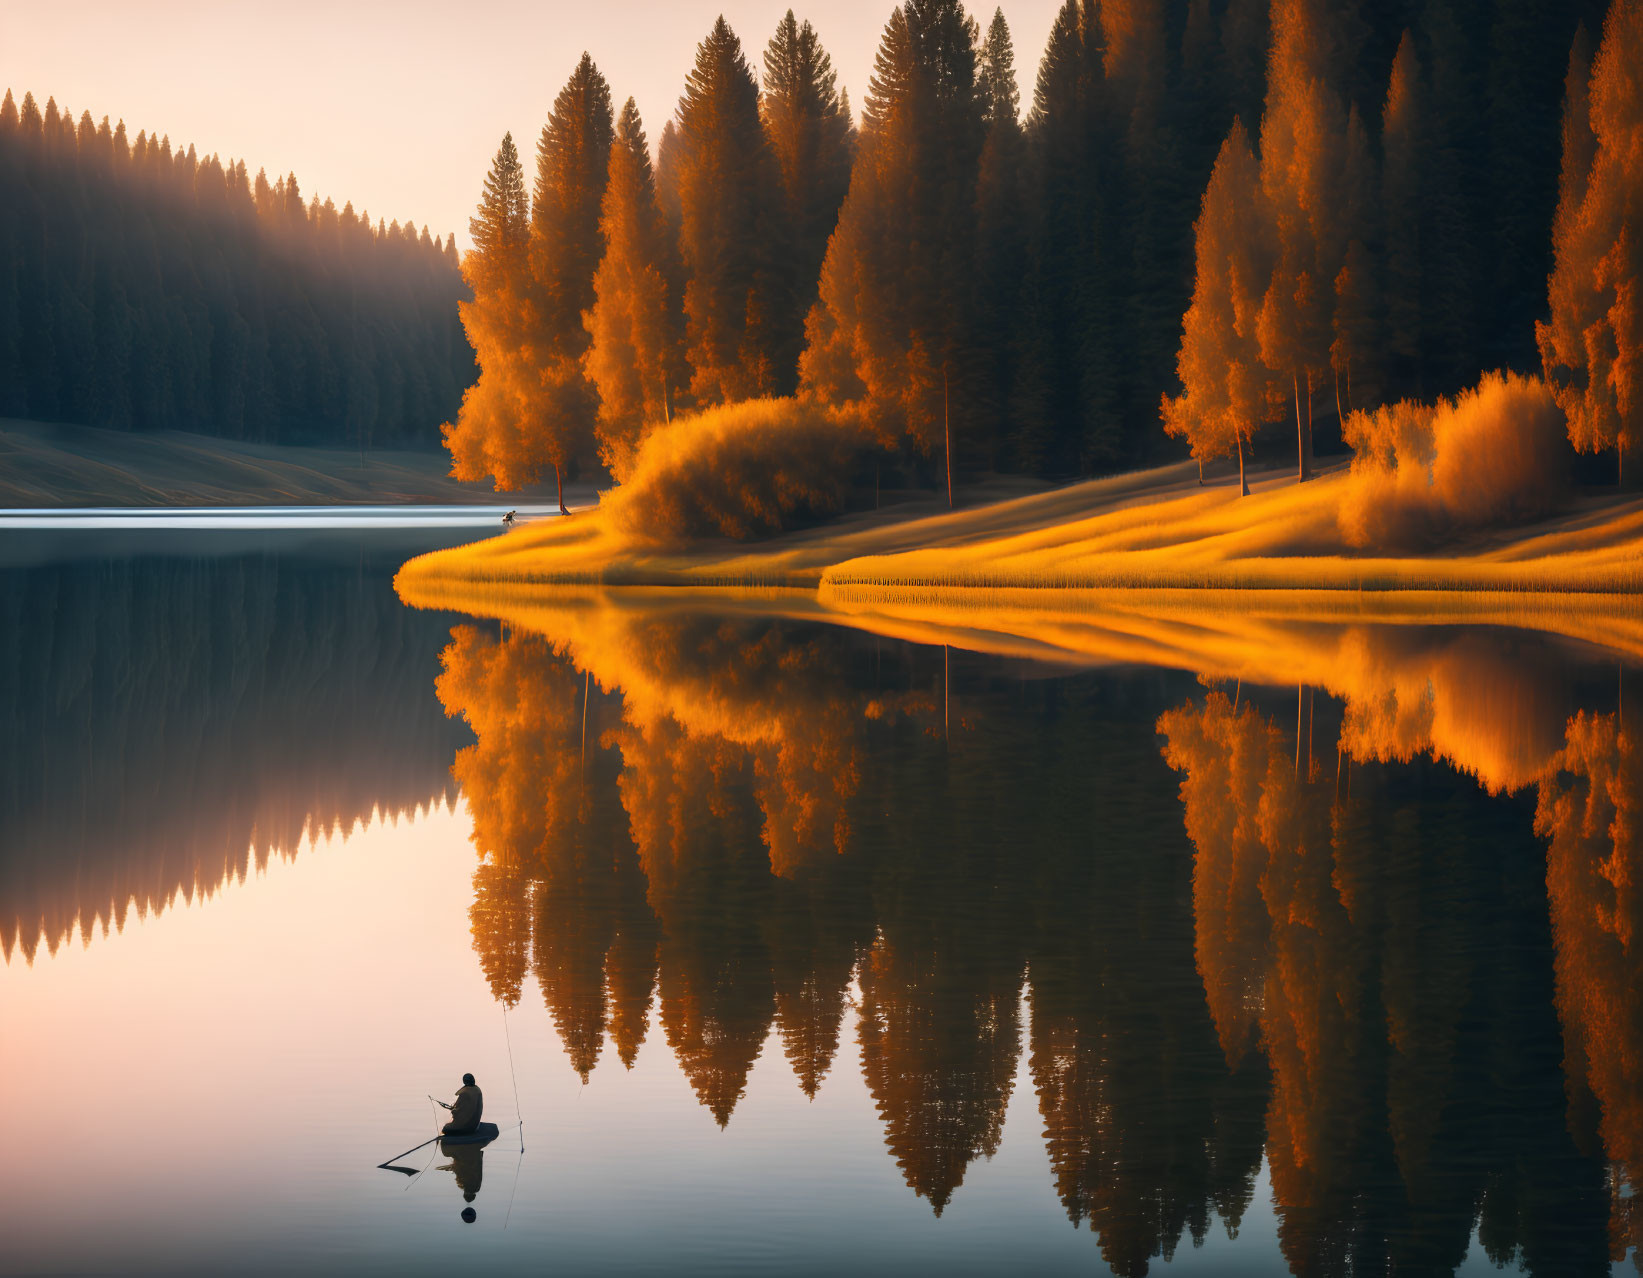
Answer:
501 510 515 527
438 1073 483 1136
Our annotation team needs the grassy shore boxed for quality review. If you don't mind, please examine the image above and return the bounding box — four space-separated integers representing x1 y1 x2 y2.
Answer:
396 456 1643 596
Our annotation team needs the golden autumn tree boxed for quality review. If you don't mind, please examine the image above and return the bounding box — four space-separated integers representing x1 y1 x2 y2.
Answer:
583 98 681 481
441 134 538 497
1162 119 1271 495
1538 4 1642 486
443 57 612 511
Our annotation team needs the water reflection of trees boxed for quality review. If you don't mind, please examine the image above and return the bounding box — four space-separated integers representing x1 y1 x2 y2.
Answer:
442 607 1641 1275
0 552 472 963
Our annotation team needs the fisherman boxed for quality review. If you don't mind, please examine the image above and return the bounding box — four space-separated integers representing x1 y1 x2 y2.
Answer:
437 1073 483 1136
502 510 516 527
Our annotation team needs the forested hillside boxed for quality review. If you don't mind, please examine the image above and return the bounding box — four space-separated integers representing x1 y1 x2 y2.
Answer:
0 90 474 447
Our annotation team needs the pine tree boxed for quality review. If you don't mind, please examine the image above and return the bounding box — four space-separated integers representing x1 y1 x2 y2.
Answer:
1330 104 1379 420
1256 0 1350 482
443 134 543 495
509 54 615 509
973 8 1029 468
761 11 854 395
1019 1 1124 472
1538 3 1643 486
467 132 528 282
801 0 985 478
1381 32 1423 399
675 17 779 404
584 99 683 480
1163 119 1271 496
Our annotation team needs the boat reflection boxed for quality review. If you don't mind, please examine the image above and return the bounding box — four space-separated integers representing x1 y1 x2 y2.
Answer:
429 591 1640 1275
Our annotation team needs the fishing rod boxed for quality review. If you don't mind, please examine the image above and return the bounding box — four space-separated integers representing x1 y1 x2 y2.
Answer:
378 1134 442 1173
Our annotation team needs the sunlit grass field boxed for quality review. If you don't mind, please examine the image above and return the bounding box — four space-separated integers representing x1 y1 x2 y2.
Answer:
397 457 1643 598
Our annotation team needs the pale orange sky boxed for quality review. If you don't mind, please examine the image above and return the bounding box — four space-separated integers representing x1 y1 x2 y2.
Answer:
3 0 1063 249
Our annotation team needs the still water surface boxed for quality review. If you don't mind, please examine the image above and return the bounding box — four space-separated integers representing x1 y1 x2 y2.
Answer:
1 521 1638 1275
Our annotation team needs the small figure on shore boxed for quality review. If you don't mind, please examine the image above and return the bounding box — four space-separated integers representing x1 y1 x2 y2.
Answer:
437 1073 484 1135
502 510 516 527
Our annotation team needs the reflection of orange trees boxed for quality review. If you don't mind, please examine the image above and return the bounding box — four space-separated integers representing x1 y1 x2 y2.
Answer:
1539 710 1643 1264
1161 681 1628 1270
1158 690 1274 1062
438 625 658 1078
612 713 776 1124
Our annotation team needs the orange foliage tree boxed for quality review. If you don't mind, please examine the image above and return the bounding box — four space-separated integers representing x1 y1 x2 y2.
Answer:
442 58 613 510
1162 119 1270 495
1538 3 1643 486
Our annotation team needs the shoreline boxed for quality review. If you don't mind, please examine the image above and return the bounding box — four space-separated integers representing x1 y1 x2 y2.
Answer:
396 458 1643 601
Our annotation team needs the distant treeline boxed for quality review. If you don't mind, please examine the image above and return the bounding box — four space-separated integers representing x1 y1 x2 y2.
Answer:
450 0 1614 500
0 91 475 447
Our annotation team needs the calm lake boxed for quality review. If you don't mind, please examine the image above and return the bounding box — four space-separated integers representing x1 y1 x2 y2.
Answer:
2 519 1639 1276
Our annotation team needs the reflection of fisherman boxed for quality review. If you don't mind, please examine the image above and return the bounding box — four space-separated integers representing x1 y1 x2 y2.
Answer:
437 1073 483 1135
439 1140 485 1203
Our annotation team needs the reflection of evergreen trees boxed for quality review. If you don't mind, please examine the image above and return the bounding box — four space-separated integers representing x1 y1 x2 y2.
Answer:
0 547 473 962
1161 689 1614 1274
0 91 473 445
446 612 1637 1274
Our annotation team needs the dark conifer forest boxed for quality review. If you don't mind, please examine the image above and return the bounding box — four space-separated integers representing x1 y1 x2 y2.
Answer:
0 89 474 448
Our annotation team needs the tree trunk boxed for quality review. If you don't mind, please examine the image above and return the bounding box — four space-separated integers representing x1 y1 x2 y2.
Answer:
1197 455 1204 486
1621 439 1625 489
1295 684 1304 778
1304 370 1315 473
556 464 568 516
1334 367 1344 429
1236 430 1249 497
944 367 953 510
1294 370 1309 482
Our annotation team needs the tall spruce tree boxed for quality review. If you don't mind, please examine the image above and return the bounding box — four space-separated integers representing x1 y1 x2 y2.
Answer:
973 9 1030 469
1380 32 1424 401
515 53 614 509
801 0 985 480
584 99 683 481
1255 0 1350 482
444 134 536 492
761 11 854 395
675 17 780 404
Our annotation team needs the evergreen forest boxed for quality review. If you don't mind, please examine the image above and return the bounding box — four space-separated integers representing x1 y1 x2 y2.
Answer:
0 90 474 447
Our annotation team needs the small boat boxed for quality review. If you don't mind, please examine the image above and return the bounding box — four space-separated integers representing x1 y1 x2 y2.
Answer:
440 1122 500 1147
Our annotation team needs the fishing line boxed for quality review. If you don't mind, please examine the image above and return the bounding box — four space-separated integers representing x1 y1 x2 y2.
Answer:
502 1001 524 1152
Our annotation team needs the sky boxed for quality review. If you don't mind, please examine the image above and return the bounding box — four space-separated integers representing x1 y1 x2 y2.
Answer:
3 0 1064 249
